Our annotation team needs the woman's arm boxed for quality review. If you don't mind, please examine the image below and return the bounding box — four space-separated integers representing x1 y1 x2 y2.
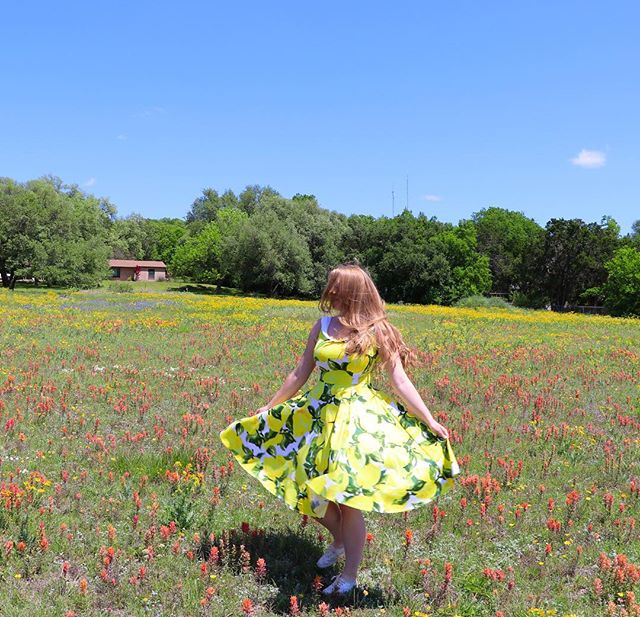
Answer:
258 319 321 410
384 352 450 439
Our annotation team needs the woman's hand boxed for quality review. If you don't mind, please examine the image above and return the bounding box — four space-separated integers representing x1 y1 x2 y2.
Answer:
426 420 449 440
255 405 271 415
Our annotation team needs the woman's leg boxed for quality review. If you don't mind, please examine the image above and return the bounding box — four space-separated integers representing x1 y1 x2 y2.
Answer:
311 500 344 547
338 503 366 580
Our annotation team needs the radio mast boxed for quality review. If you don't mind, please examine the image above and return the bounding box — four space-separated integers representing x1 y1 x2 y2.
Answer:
392 185 395 217
405 175 409 211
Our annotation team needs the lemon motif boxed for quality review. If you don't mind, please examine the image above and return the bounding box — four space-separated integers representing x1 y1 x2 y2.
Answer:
323 370 353 388
263 433 284 449
220 428 243 452
415 480 438 500
359 463 382 489
263 455 287 479
314 447 329 469
344 494 374 510
346 354 369 374
347 447 364 469
267 414 284 432
356 432 380 455
383 446 411 469
321 402 340 422
281 477 299 505
219 315 460 516
293 408 313 436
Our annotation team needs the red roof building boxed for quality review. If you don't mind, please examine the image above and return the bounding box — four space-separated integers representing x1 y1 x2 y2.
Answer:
108 259 168 281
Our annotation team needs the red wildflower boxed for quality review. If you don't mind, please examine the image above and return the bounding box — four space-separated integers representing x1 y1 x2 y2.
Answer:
312 574 323 592
241 598 254 615
593 577 603 595
404 529 413 546
255 557 267 581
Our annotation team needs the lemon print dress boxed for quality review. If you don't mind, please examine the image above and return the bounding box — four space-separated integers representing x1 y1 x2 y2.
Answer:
219 315 460 518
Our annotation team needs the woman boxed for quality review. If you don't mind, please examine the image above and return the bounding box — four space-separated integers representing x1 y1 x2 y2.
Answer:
219 263 460 595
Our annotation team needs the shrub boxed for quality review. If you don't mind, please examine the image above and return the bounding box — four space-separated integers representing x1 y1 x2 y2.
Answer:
453 295 514 309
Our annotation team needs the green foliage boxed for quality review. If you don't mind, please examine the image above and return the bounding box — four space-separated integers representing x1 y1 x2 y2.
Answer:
510 289 549 309
0 176 113 288
528 216 620 307
216 207 250 287
171 222 223 284
600 246 640 316
453 295 514 309
370 214 492 305
470 206 544 294
185 188 239 231
106 280 135 293
234 206 315 296
2 175 630 312
164 490 198 530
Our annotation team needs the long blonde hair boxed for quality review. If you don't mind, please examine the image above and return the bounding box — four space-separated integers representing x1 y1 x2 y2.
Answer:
318 263 417 367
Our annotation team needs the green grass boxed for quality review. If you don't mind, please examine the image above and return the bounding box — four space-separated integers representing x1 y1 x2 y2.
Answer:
0 285 638 615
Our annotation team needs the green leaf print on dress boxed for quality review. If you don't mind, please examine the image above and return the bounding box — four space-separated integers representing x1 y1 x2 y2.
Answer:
219 315 461 518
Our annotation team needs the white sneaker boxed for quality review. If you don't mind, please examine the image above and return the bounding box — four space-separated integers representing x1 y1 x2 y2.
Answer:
316 544 345 568
322 573 357 595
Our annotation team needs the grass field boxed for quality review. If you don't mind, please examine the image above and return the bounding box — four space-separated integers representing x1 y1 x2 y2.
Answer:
1 285 639 617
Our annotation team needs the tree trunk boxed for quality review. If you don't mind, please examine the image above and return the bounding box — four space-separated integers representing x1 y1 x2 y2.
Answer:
0 257 8 287
9 271 17 290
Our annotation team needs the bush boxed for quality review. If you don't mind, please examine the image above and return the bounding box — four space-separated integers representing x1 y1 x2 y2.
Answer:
454 295 514 309
601 246 640 316
106 281 134 293
510 290 549 309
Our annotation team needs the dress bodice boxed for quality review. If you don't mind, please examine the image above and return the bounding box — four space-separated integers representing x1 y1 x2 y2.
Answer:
314 316 379 391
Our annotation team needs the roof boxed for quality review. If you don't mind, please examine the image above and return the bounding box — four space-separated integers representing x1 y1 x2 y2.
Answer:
109 259 167 268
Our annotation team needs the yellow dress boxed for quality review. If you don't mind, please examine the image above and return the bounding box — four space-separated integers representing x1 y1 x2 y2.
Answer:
219 316 460 518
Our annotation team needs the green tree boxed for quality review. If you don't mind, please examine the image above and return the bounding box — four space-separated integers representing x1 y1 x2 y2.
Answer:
186 188 239 231
170 222 222 284
620 220 640 251
109 213 152 259
215 207 249 288
430 221 492 304
146 218 188 264
234 208 314 296
0 176 113 288
369 213 490 305
238 185 280 216
268 193 349 294
470 206 544 294
600 246 640 316
533 217 620 307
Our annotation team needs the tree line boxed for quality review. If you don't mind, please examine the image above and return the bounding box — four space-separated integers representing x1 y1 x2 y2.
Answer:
1 175 639 316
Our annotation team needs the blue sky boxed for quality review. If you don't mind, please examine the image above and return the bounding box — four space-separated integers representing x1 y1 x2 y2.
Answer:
1 1 638 233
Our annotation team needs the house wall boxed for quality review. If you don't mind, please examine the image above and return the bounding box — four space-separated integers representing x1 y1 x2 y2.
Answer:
113 267 167 281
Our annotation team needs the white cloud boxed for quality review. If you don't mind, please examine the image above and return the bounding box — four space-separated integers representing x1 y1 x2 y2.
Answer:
83 177 96 187
117 133 128 141
134 106 166 118
570 149 606 168
422 194 442 202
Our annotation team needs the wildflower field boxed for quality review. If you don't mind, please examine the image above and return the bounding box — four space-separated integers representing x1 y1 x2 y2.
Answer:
0 286 639 617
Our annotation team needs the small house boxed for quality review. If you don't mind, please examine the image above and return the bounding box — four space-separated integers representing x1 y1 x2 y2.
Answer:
109 259 168 281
